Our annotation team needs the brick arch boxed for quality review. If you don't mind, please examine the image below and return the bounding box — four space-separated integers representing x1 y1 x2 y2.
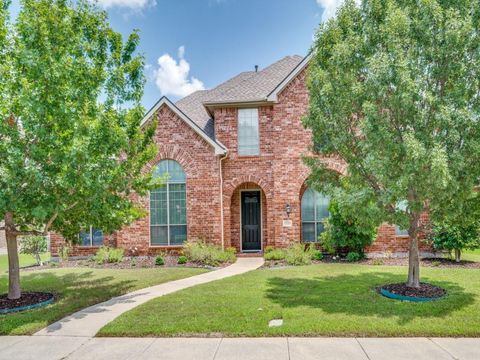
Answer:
223 175 273 203
145 144 199 178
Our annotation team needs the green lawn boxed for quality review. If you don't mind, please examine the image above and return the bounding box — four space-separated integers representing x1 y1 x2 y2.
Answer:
0 266 207 335
0 252 50 273
463 249 480 262
99 264 480 337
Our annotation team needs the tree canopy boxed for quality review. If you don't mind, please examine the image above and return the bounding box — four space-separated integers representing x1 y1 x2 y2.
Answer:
305 0 480 287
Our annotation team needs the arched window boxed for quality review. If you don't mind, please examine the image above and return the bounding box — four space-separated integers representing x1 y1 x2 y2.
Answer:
150 160 187 245
301 188 329 242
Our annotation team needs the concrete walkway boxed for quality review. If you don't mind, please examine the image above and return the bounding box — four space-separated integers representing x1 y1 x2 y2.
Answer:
0 337 479 360
34 257 264 337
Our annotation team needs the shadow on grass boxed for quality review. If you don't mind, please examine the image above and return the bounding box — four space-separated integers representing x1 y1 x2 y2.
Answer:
265 272 475 325
0 270 137 335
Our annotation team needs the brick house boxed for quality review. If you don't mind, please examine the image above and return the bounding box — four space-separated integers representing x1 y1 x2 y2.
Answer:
51 54 431 258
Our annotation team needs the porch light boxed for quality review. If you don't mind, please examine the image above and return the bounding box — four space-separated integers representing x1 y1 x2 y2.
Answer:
285 203 292 217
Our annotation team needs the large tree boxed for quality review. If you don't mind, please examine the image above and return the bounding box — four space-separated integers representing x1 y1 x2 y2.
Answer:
305 0 480 287
0 0 157 299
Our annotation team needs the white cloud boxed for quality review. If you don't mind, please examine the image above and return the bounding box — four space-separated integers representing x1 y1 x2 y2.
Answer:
153 46 205 98
316 0 360 22
93 0 155 10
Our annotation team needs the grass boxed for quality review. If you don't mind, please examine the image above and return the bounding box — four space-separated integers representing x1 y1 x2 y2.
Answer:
462 249 480 262
99 263 480 337
0 252 50 273
0 266 207 335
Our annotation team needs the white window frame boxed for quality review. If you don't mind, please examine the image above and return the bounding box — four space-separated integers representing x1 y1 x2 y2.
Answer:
301 189 330 243
79 226 103 247
149 160 187 246
237 108 260 156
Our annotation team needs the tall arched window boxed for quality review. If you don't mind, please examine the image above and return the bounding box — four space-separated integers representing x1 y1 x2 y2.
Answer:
150 160 187 245
301 188 329 242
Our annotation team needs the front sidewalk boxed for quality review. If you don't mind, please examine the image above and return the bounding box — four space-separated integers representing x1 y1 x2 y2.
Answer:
0 336 478 360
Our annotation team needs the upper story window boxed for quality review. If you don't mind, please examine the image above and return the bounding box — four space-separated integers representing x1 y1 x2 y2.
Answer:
301 188 330 242
79 227 104 247
150 160 187 246
238 108 259 156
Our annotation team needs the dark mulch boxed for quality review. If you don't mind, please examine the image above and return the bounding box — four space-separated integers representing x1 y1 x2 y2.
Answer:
380 282 447 299
0 292 53 311
363 257 480 268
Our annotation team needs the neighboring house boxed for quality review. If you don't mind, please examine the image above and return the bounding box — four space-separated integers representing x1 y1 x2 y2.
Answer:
50 54 430 257
0 222 6 253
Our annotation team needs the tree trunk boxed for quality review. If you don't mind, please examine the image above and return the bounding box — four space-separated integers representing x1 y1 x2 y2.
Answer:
406 212 421 288
455 248 461 263
5 213 21 300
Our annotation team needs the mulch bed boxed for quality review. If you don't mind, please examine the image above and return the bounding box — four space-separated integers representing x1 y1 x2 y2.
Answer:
380 282 447 299
22 256 231 272
0 292 54 312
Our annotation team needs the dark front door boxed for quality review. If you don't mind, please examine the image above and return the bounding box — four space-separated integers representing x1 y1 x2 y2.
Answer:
241 191 261 251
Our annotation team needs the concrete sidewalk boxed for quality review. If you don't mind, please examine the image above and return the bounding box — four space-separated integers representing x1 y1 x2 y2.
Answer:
0 336 479 360
34 257 264 337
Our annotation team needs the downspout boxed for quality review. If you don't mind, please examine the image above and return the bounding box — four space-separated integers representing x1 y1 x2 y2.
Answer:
219 152 227 251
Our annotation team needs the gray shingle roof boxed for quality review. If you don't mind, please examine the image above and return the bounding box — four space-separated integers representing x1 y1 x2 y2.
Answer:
175 55 303 140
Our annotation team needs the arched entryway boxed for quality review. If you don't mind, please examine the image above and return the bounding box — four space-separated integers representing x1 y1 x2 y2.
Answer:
229 182 268 252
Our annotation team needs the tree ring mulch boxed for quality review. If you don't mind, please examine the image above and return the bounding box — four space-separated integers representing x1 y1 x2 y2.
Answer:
379 283 446 302
0 292 54 314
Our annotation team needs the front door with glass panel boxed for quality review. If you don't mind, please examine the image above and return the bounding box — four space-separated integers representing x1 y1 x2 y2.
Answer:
241 191 261 251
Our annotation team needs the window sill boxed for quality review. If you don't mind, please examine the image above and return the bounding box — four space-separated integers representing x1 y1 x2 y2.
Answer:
395 235 410 239
149 245 185 248
77 246 103 248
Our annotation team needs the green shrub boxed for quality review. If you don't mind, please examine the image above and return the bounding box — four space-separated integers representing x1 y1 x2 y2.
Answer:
183 240 236 266
58 244 71 262
285 243 312 266
372 258 384 265
20 235 48 266
264 248 286 261
311 249 323 261
264 245 274 254
155 256 165 266
177 255 188 264
346 251 363 262
94 246 124 264
320 199 377 256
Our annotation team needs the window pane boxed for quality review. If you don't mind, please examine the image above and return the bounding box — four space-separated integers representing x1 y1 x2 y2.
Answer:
169 183 186 224
151 226 168 245
315 193 330 221
167 160 186 182
154 160 168 178
302 222 316 242
92 229 104 246
301 188 315 221
238 108 259 155
395 225 409 236
170 225 187 245
150 187 168 225
79 229 91 246
316 222 326 239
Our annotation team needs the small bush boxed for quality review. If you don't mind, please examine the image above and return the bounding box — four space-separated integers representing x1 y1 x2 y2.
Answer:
20 235 48 266
59 244 71 262
285 244 312 266
155 256 165 266
183 240 236 266
177 255 188 264
372 258 384 266
264 245 275 254
311 249 323 261
431 260 441 267
346 251 363 262
264 248 286 261
94 246 124 264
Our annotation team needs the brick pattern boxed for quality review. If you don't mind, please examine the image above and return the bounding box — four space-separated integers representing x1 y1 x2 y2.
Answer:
51 66 429 256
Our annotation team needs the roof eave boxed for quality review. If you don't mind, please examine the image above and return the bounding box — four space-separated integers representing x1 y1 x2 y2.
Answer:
140 96 227 156
266 53 313 103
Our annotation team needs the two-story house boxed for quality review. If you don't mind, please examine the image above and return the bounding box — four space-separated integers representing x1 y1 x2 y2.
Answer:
50 54 431 258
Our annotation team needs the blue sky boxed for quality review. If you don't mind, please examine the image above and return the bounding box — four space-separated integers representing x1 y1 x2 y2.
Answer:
11 0 345 108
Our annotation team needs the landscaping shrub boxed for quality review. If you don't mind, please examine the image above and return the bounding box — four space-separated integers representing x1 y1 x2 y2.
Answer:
310 249 323 261
346 251 363 262
285 244 312 266
183 240 236 266
58 244 71 262
320 199 377 256
155 256 165 266
264 245 274 254
20 235 48 266
264 248 286 261
428 221 480 262
372 258 384 266
94 246 124 264
177 255 188 264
